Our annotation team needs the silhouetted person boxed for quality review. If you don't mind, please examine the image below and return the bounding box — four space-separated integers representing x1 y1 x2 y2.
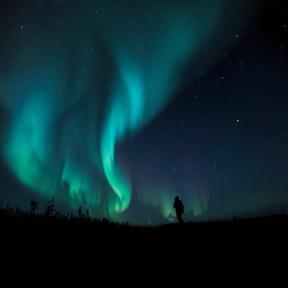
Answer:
173 196 184 223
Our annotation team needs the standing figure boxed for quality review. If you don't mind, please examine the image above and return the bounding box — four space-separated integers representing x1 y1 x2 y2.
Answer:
173 196 184 223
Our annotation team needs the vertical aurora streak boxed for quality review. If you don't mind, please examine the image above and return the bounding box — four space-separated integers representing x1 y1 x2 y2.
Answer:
0 0 260 223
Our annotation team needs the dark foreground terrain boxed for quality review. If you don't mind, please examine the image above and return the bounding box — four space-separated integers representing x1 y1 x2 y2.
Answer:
1 213 288 287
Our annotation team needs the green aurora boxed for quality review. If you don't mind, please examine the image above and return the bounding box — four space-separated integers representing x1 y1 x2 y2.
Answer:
0 0 263 224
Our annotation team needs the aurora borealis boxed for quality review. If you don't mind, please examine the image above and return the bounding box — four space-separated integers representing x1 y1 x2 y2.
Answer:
0 0 288 225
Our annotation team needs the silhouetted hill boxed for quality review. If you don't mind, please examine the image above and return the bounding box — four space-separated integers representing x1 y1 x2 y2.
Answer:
1 202 288 287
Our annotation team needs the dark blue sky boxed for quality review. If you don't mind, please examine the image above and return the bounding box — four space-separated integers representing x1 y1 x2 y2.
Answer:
0 0 288 225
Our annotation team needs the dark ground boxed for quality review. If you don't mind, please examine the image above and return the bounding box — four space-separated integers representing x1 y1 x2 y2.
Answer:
1 214 288 287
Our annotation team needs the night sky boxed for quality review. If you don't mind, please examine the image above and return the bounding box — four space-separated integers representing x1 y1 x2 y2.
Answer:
0 0 288 225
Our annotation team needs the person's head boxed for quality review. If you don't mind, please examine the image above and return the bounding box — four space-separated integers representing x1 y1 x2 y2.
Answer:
174 196 179 201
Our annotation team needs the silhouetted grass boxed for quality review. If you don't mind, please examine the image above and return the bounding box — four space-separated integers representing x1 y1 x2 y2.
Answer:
1 198 287 287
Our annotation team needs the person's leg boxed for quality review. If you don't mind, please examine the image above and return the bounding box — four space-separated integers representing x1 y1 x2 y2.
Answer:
177 212 184 224
176 212 181 223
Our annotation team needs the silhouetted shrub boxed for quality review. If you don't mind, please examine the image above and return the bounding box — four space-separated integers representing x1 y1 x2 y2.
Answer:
30 200 39 214
43 196 56 217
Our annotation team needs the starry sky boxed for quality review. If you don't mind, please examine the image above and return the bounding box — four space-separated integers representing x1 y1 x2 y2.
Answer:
0 0 288 225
